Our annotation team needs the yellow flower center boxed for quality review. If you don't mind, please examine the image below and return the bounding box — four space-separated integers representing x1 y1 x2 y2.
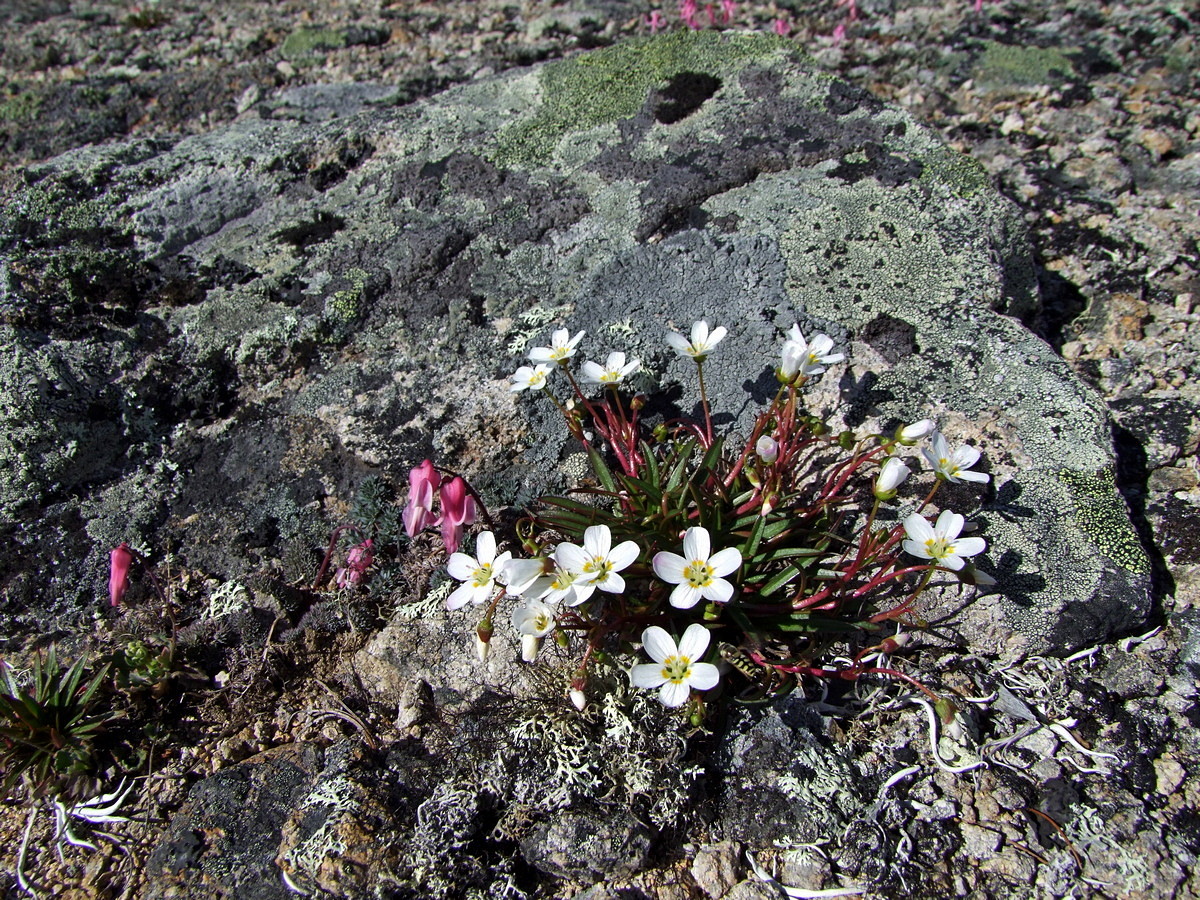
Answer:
924 538 952 559
682 560 714 588
582 556 614 582
660 654 694 684
471 564 493 587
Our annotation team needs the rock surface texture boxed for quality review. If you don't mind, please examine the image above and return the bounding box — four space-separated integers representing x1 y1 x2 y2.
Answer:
0 2 1196 899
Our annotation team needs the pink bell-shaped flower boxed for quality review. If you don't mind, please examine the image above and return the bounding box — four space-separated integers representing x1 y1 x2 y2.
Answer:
109 543 135 606
402 459 441 538
439 476 476 555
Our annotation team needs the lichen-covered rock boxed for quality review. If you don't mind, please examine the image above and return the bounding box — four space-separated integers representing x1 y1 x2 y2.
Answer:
0 30 1148 655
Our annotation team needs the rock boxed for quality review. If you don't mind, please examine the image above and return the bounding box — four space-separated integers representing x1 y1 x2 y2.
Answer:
0 30 1148 656
691 841 741 898
519 808 652 880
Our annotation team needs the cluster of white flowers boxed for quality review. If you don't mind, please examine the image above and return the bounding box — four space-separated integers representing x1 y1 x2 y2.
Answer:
510 328 641 391
479 320 995 710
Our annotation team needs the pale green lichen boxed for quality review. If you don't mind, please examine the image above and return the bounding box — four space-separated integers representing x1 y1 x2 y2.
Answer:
283 774 359 885
973 41 1076 89
491 30 794 168
1058 469 1148 573
324 267 370 326
201 581 250 620
918 147 991 199
280 27 347 61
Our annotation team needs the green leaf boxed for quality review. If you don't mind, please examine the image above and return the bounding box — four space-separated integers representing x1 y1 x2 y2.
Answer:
742 514 767 559
587 444 617 493
757 563 806 597
664 439 696 493
639 441 660 486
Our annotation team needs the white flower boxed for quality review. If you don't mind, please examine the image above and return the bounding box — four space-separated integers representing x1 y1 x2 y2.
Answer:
555 525 639 605
652 526 742 609
512 600 557 662
535 561 593 606
874 456 911 499
896 418 935 445
902 510 986 571
581 351 640 385
529 328 585 364
921 432 989 484
569 687 587 710
510 363 553 392
446 531 511 610
629 624 720 707
666 320 727 360
756 435 779 463
779 325 844 381
497 557 549 598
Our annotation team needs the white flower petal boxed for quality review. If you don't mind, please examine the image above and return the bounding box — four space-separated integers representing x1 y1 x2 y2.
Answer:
583 524 611 558
630 663 668 689
659 680 691 708
950 537 986 558
707 325 727 347
641 626 677 663
475 531 497 565
952 444 981 470
935 510 965 542
555 543 592 573
652 551 688 584
939 554 966 571
707 547 742 578
670 583 703 609
677 623 711 661
682 527 710 563
445 583 476 611
688 662 720 692
956 470 990 484
597 571 625 593
447 553 479 582
690 321 710 346
903 539 932 560
608 540 640 571
903 514 935 544
580 361 607 383
666 332 691 355
702 577 735 604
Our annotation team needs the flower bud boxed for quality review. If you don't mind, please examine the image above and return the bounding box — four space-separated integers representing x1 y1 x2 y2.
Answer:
109 543 135 607
895 418 935 445
760 492 778 516
837 430 855 449
569 688 587 711
630 394 647 411
873 457 911 501
520 634 542 663
958 564 997 587
554 630 570 648
755 435 779 463
475 619 494 663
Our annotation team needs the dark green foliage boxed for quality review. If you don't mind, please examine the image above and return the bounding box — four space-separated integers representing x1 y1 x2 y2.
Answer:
0 647 114 798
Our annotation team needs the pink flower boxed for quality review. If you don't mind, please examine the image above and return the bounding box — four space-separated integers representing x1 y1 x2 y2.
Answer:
647 9 665 32
680 0 699 29
439 476 476 555
109 543 134 606
832 22 846 43
720 0 736 23
772 17 791 36
402 459 441 538
336 539 375 588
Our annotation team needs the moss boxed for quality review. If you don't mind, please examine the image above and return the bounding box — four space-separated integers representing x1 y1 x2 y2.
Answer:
1058 469 1148 573
918 147 991 199
280 28 347 61
0 91 40 124
491 30 795 168
973 42 1076 89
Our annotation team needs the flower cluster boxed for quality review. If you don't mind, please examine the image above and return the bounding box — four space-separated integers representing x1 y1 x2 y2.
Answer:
401 459 477 554
436 320 991 714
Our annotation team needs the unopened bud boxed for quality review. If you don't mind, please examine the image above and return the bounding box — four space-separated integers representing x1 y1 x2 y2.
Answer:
630 393 647 411
652 424 669 442
873 457 911 501
476 619 494 663
810 420 829 436
703 602 722 622
569 688 587 711
554 630 570 648
760 492 778 516
837 429 855 449
895 418 935 445
520 634 542 663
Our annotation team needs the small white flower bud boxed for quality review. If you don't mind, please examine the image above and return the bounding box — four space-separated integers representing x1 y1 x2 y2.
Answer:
874 457 911 500
756 435 779 463
520 634 542 663
569 688 587 711
896 418 935 445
